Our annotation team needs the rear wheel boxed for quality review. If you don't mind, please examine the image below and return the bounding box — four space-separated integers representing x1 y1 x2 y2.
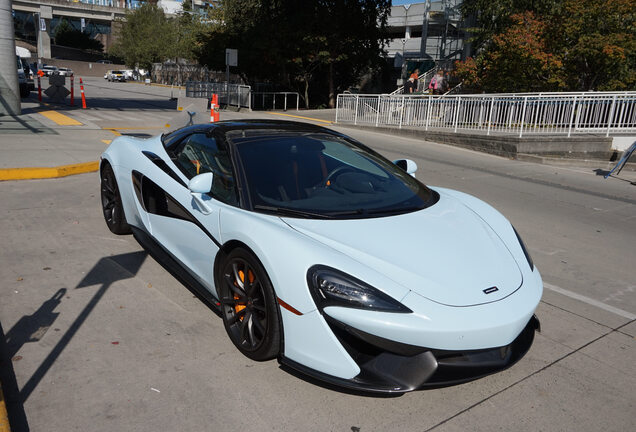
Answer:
218 248 281 361
100 163 131 235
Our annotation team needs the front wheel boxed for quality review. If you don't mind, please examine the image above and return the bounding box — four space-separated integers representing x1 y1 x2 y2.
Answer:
218 248 281 361
100 163 131 235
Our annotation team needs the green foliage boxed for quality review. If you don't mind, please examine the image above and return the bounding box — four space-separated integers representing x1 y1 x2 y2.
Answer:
111 4 206 70
196 0 391 108
555 0 635 90
54 19 104 52
455 0 635 92
460 0 561 51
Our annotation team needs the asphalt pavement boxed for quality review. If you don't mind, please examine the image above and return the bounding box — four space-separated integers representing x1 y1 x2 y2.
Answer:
0 80 634 432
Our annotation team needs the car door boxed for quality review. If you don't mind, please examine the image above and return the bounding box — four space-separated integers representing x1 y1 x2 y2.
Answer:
139 131 239 295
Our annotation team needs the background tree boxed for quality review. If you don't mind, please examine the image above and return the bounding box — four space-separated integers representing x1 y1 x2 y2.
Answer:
455 0 635 92
555 0 635 90
457 12 564 92
460 0 561 52
54 19 104 52
196 0 391 108
110 4 177 71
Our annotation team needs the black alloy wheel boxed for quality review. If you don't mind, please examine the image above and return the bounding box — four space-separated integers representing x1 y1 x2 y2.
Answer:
219 248 281 361
100 163 131 235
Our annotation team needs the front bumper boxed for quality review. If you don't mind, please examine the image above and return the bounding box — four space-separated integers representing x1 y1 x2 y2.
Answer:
280 315 540 394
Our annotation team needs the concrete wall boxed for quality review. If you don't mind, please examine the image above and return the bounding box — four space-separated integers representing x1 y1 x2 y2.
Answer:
344 124 615 160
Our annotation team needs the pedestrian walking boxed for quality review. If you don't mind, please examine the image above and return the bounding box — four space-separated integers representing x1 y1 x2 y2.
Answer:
410 69 419 93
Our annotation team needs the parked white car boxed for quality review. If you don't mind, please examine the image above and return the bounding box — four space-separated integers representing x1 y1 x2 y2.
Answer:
40 65 59 76
57 67 74 77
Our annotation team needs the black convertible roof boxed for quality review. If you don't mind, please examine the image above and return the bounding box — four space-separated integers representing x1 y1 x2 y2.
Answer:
176 119 335 136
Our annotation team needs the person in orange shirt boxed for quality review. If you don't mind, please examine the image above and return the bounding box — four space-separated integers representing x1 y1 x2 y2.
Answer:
409 69 419 92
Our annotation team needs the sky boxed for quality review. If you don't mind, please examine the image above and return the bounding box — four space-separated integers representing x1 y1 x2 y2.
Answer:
391 0 422 5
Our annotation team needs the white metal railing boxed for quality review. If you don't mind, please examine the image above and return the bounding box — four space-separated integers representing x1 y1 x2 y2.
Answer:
335 92 636 137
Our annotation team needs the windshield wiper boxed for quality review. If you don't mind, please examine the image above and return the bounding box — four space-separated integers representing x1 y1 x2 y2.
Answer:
253 205 334 219
365 206 423 215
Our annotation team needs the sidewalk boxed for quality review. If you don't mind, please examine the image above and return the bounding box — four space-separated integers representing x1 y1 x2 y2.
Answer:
0 99 115 180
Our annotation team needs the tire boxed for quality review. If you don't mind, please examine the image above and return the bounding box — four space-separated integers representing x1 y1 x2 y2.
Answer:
218 248 281 361
20 85 29 98
100 163 132 235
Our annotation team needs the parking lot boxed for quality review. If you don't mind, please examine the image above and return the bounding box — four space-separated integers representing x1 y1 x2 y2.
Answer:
0 80 634 431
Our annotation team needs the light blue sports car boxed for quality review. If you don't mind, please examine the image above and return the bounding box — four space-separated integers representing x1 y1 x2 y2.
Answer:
100 120 542 393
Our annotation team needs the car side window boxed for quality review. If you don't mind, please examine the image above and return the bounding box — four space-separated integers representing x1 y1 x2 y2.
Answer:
172 133 238 205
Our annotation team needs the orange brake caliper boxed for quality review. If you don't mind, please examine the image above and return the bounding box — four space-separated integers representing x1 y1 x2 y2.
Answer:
234 269 254 320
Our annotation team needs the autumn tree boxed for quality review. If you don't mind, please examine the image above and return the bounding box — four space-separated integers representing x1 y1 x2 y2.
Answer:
555 0 635 90
455 0 635 92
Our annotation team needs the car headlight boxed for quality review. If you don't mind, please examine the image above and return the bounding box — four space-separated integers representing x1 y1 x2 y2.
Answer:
513 227 534 271
307 266 411 313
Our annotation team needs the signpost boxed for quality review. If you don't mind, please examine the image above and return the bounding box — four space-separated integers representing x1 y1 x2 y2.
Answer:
225 48 237 108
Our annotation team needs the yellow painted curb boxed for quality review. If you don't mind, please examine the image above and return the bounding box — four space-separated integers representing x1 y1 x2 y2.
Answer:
104 128 122 136
39 110 83 126
267 112 333 124
0 384 10 432
0 161 99 181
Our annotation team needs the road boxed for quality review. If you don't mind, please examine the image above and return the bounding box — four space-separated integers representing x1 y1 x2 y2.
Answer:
0 80 634 432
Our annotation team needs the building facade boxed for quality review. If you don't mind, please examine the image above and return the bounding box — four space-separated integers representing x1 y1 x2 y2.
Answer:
385 0 470 77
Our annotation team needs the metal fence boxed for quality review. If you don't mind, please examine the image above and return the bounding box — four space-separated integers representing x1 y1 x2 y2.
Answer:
336 92 636 137
251 92 300 111
186 82 252 109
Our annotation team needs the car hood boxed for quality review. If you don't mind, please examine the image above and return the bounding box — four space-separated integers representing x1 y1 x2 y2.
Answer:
282 191 523 307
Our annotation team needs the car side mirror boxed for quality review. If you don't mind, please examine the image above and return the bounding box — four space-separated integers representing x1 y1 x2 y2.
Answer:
188 172 213 193
393 159 418 177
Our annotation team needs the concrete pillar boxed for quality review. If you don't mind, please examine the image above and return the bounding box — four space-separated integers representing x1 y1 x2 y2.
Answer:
419 0 431 59
0 0 21 115
37 5 52 59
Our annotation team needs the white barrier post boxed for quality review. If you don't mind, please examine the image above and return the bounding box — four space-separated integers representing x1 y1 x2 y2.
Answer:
519 96 528 138
354 95 359 125
606 95 617 137
567 96 577 137
487 96 495 135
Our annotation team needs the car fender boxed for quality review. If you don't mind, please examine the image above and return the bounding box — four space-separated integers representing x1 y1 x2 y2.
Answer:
101 136 157 231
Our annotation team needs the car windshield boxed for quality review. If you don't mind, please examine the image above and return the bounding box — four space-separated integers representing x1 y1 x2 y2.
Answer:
232 131 438 218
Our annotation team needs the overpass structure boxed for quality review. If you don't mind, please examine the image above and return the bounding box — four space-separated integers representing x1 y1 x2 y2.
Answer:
12 0 134 58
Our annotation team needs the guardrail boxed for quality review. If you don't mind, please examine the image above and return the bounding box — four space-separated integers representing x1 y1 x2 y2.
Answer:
186 82 251 109
335 92 636 137
251 92 300 111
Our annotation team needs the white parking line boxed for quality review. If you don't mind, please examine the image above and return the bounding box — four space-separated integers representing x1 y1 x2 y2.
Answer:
544 282 636 320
